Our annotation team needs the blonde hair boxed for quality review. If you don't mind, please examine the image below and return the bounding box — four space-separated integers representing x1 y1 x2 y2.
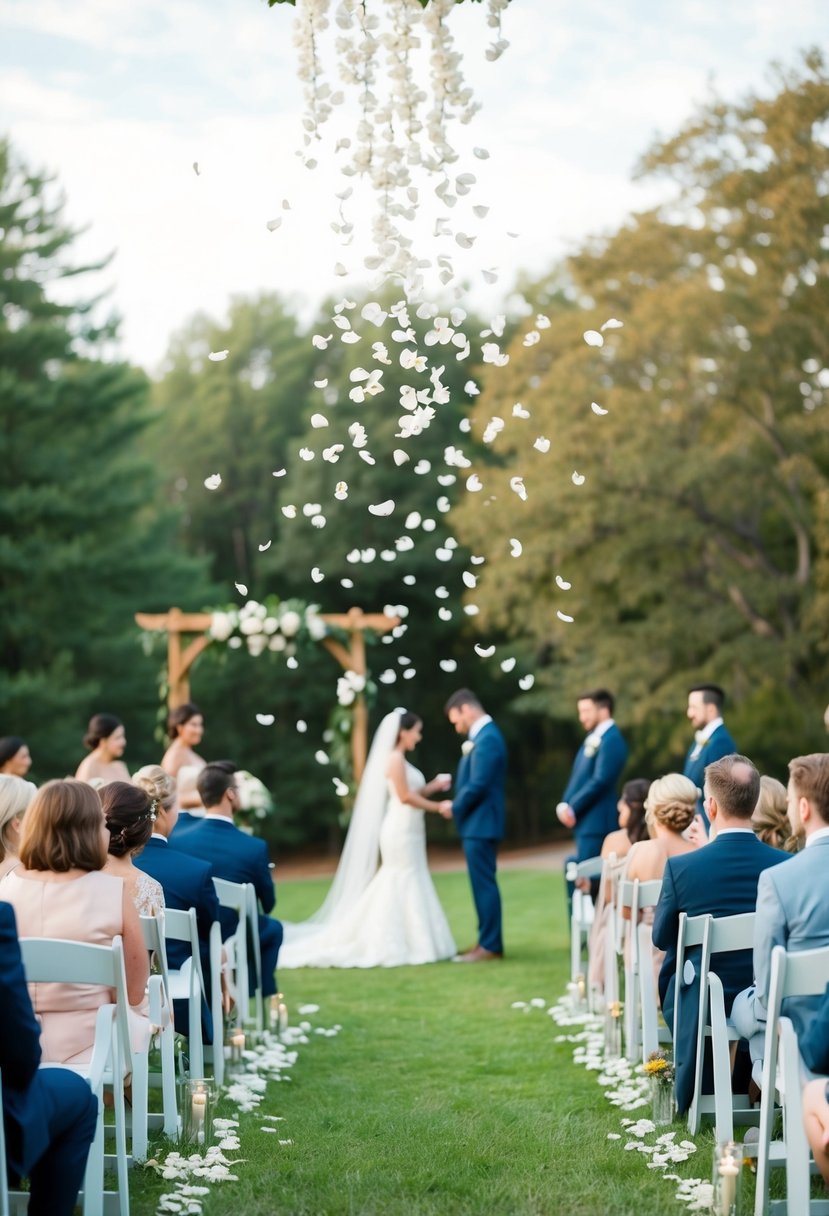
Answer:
753 775 797 851
18 779 106 873
0 775 37 861
132 764 176 812
645 773 697 834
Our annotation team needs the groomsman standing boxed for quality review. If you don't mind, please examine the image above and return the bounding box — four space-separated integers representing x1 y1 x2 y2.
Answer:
683 684 737 822
556 689 628 901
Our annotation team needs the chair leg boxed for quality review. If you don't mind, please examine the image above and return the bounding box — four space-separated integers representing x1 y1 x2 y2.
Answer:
160 1025 179 1136
130 1052 149 1163
82 1090 105 1216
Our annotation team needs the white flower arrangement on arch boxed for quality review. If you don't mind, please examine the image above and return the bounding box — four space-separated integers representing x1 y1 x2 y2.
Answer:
208 597 327 656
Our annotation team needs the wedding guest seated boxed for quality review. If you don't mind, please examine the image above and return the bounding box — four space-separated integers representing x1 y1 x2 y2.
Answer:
1 900 98 1216
101 781 165 915
132 765 222 1040
801 987 829 1186
0 779 149 1064
75 713 130 788
731 752 829 1084
652 754 788 1113
752 774 800 852
587 778 650 996
0 773 37 879
0 735 32 778
162 702 207 821
171 761 282 998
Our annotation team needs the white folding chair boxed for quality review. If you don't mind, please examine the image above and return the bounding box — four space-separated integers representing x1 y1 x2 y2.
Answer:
638 920 671 1061
755 943 829 1216
213 878 264 1034
162 908 208 1080
614 878 662 1062
202 920 226 1088
139 914 178 1138
686 911 757 1139
569 857 602 983
19 937 132 1216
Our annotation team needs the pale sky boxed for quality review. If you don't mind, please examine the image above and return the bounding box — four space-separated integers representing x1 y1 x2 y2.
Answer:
1 0 826 372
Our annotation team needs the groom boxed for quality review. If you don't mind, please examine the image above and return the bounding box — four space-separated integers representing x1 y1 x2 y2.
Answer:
443 689 508 962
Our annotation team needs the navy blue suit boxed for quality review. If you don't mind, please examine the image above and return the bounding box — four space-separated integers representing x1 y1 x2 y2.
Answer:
453 720 508 955
683 722 737 821
563 722 628 864
170 817 283 997
133 835 221 1039
652 833 788 1113
0 902 97 1216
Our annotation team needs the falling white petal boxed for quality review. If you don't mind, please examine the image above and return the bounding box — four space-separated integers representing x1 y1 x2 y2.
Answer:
474 644 496 658
235 582 248 596
600 318 624 331
255 713 275 726
258 540 271 552
439 659 458 673
509 538 523 557
208 350 229 362
557 611 575 623
556 575 572 590
500 658 516 673
591 402 609 416
518 674 535 691
583 330 604 347
466 474 483 492
281 505 297 519
311 568 324 583
204 473 222 490
462 571 477 589
368 500 395 517
534 437 551 454
571 471 586 486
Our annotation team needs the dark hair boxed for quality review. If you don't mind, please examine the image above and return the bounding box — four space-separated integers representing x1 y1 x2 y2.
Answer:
83 713 123 751
579 688 615 714
0 736 27 768
705 753 760 819
166 702 203 742
197 761 237 809
689 683 725 711
18 779 106 872
100 781 155 858
444 689 483 714
397 711 422 740
621 778 650 844
789 753 829 825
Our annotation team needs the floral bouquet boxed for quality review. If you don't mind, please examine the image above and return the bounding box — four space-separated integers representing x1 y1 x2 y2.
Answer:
235 770 274 831
643 1049 675 1125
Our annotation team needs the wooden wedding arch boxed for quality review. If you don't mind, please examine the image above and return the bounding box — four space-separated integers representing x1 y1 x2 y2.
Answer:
135 605 400 781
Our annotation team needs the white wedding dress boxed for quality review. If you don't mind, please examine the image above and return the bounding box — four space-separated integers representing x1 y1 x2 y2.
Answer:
281 717 456 968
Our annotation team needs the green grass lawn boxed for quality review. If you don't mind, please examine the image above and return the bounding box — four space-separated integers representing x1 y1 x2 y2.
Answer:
130 869 716 1216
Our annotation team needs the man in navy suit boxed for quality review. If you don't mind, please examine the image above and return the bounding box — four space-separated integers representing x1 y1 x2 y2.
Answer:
133 787 222 1040
171 761 283 997
1 901 98 1216
556 689 628 904
444 689 508 962
652 754 788 1113
683 684 737 824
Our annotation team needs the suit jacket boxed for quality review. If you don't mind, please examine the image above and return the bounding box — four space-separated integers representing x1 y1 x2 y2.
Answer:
751 835 829 1038
683 722 737 816
652 832 789 1111
562 723 628 844
133 836 221 967
452 720 507 841
169 817 276 940
800 984 829 1075
0 901 48 1175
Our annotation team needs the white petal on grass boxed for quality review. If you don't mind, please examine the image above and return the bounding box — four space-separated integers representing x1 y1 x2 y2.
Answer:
204 473 222 490
340 577 354 589
591 402 609 415
299 448 315 461
368 500 395 517
393 449 410 467
474 644 496 658
266 218 282 232
359 451 376 465
557 610 575 623
509 538 523 557
272 468 286 477
193 162 200 175
462 572 477 589
466 474 483 492
473 147 490 159
510 477 528 502
583 330 604 347
518 674 535 691
572 471 586 486
311 414 329 428
500 657 516 673
281 505 297 519
405 511 422 529
555 575 572 590
235 582 248 596
414 460 431 475
534 437 551 454
600 317 624 331
341 331 361 344
512 403 530 419
470 555 485 566
208 350 229 362
334 482 348 501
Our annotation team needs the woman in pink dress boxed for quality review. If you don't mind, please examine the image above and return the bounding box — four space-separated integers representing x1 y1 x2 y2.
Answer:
0 779 149 1065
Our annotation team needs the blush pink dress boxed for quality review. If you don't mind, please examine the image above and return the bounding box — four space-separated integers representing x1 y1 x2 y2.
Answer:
1 868 148 1065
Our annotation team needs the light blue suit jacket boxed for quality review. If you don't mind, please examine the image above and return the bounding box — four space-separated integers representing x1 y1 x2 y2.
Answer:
752 834 829 1036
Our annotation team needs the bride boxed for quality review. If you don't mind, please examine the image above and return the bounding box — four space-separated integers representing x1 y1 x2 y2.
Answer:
280 709 457 968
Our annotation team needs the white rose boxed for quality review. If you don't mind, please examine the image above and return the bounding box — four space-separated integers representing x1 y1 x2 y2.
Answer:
263 617 279 634
240 616 262 636
280 610 301 637
210 612 235 642
268 635 286 652
247 634 267 657
347 672 366 692
306 613 327 641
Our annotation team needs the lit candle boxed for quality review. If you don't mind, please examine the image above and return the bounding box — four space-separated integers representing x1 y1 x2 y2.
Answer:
230 1029 245 1062
718 1151 738 1215
270 994 282 1032
278 1000 288 1036
191 1089 207 1145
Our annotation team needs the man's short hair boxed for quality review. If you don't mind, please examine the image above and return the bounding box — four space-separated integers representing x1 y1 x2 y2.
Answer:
704 753 759 819
196 761 238 809
689 683 725 711
578 688 615 714
788 753 829 824
444 688 483 715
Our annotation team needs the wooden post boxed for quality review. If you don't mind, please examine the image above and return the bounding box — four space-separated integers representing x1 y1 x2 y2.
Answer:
135 609 213 708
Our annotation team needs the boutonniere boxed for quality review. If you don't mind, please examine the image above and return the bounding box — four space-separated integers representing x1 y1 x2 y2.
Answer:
584 741 599 758
462 740 475 756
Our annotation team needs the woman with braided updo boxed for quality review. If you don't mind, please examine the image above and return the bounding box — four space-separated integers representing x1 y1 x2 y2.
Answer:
101 782 165 916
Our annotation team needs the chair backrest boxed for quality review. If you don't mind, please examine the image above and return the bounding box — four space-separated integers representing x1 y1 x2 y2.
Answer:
575 856 603 882
19 936 133 1073
162 907 206 998
707 911 755 955
673 913 707 1046
770 942 829 1010
213 877 253 1021
140 911 171 995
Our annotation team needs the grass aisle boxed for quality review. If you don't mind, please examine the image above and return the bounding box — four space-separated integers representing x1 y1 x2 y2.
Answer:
132 869 701 1215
